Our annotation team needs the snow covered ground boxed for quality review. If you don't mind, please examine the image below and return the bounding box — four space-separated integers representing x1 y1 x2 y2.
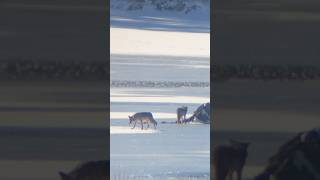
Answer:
110 87 210 179
110 1 210 179
111 29 209 57
110 122 210 180
110 0 210 57
110 55 209 82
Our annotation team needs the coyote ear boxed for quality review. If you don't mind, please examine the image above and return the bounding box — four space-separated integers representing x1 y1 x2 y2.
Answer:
59 172 70 180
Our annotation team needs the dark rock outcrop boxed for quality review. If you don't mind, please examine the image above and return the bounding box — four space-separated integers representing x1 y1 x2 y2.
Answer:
182 102 210 124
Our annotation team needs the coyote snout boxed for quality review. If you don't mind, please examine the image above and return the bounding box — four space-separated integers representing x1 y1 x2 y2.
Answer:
213 139 250 180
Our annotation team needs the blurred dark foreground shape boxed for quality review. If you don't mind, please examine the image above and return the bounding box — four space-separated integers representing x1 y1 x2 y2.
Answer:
59 160 109 180
254 128 320 180
0 0 108 179
212 140 250 180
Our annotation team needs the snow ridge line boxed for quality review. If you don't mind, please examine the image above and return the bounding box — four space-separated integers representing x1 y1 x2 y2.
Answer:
111 80 209 88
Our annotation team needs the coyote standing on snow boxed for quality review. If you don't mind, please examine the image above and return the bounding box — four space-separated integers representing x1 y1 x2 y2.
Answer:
176 106 188 124
213 140 250 180
129 112 157 130
59 160 108 180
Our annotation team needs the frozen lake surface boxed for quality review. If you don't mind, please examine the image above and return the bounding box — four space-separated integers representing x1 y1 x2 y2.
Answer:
110 87 210 179
110 54 209 82
110 1 210 179
110 121 210 179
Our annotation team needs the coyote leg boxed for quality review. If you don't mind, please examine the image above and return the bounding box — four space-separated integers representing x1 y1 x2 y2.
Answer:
132 121 137 129
177 114 181 124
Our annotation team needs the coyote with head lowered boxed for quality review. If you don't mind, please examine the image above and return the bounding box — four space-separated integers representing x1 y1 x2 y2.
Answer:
213 140 250 180
129 112 157 130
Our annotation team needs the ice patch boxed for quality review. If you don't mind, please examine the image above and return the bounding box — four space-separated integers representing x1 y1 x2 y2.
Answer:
110 95 209 104
111 112 193 119
111 126 159 134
